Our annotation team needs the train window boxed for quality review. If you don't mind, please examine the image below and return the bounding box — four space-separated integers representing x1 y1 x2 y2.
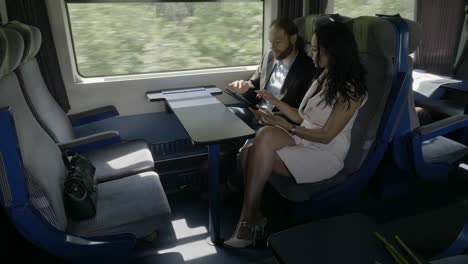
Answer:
65 1 264 77
332 0 415 20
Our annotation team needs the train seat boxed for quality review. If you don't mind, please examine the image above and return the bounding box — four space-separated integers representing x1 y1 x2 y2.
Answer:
267 16 419 219
382 18 468 184
0 27 171 261
6 21 155 183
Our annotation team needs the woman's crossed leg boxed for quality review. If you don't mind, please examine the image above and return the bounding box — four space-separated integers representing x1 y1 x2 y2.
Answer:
225 126 295 246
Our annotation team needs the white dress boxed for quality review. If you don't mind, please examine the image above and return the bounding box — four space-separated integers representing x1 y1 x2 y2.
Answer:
276 77 366 184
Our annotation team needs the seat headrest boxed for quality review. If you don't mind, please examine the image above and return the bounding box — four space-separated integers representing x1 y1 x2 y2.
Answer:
5 21 42 64
294 14 351 43
346 16 395 58
345 16 421 58
405 19 421 54
374 16 421 54
0 28 24 79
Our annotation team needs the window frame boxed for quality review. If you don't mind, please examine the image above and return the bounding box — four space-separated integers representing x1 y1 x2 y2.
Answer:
64 0 265 79
329 0 416 20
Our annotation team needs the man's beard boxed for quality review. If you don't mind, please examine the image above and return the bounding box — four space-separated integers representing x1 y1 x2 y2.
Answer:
276 41 294 60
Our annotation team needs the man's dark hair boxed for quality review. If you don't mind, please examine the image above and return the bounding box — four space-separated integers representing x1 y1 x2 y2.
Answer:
270 17 305 51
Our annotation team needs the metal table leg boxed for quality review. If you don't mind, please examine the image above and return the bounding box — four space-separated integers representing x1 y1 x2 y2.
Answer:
208 144 222 245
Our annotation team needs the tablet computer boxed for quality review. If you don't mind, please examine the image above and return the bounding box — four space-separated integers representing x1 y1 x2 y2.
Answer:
224 88 259 110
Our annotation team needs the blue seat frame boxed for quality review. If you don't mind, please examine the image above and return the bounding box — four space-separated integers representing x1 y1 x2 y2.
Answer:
0 108 136 263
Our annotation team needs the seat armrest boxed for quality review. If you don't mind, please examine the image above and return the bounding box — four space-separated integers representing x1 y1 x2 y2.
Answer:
417 100 466 117
57 131 121 153
68 105 119 127
413 114 468 141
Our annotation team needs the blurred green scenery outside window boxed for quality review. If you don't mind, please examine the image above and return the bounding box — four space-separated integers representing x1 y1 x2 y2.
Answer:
67 1 264 77
333 0 415 20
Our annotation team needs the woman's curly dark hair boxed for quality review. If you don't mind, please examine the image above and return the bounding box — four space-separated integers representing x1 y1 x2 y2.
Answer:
315 21 367 108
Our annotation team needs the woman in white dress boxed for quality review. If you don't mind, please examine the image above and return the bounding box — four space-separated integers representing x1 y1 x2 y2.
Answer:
225 22 368 248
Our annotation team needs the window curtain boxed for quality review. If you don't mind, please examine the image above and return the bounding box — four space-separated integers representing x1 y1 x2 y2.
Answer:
415 0 466 75
6 0 71 112
454 6 468 79
309 0 328 14
279 0 303 19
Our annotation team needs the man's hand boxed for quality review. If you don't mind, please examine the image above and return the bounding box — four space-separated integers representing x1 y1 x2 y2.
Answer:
256 90 281 106
228 80 250 94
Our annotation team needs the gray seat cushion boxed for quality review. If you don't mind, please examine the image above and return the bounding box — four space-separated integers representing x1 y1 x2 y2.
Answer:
67 171 171 238
85 140 154 183
269 172 347 202
7 21 76 143
422 136 468 164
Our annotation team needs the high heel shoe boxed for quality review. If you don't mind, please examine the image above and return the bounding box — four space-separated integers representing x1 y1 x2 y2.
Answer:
255 217 268 240
224 219 268 248
224 221 256 248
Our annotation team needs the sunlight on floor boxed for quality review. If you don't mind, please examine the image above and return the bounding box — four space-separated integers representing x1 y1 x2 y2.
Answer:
460 163 468 171
157 239 218 261
155 218 216 261
171 219 208 240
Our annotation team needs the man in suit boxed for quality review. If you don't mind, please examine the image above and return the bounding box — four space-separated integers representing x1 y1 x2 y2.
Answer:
228 17 316 125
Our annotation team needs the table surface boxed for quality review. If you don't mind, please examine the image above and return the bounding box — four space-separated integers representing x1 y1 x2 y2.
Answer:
268 214 394 264
169 102 255 144
269 213 467 264
441 81 468 93
146 87 255 144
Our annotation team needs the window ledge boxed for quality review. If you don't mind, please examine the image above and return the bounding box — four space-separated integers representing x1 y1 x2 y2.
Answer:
75 65 258 84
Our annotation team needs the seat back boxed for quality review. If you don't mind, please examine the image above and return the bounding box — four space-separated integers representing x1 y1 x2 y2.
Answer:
0 26 69 237
393 18 424 169
341 16 397 174
344 16 420 182
294 14 351 54
6 21 75 143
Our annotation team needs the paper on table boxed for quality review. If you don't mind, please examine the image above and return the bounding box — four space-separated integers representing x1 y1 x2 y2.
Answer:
164 90 213 101
169 96 220 109
147 88 222 101
413 71 460 97
161 90 221 108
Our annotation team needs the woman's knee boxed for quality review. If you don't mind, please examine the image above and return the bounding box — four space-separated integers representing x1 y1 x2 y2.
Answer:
256 126 280 144
256 126 293 149
240 142 253 153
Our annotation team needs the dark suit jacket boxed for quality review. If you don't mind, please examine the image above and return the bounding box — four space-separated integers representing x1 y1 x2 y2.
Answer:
244 50 316 108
